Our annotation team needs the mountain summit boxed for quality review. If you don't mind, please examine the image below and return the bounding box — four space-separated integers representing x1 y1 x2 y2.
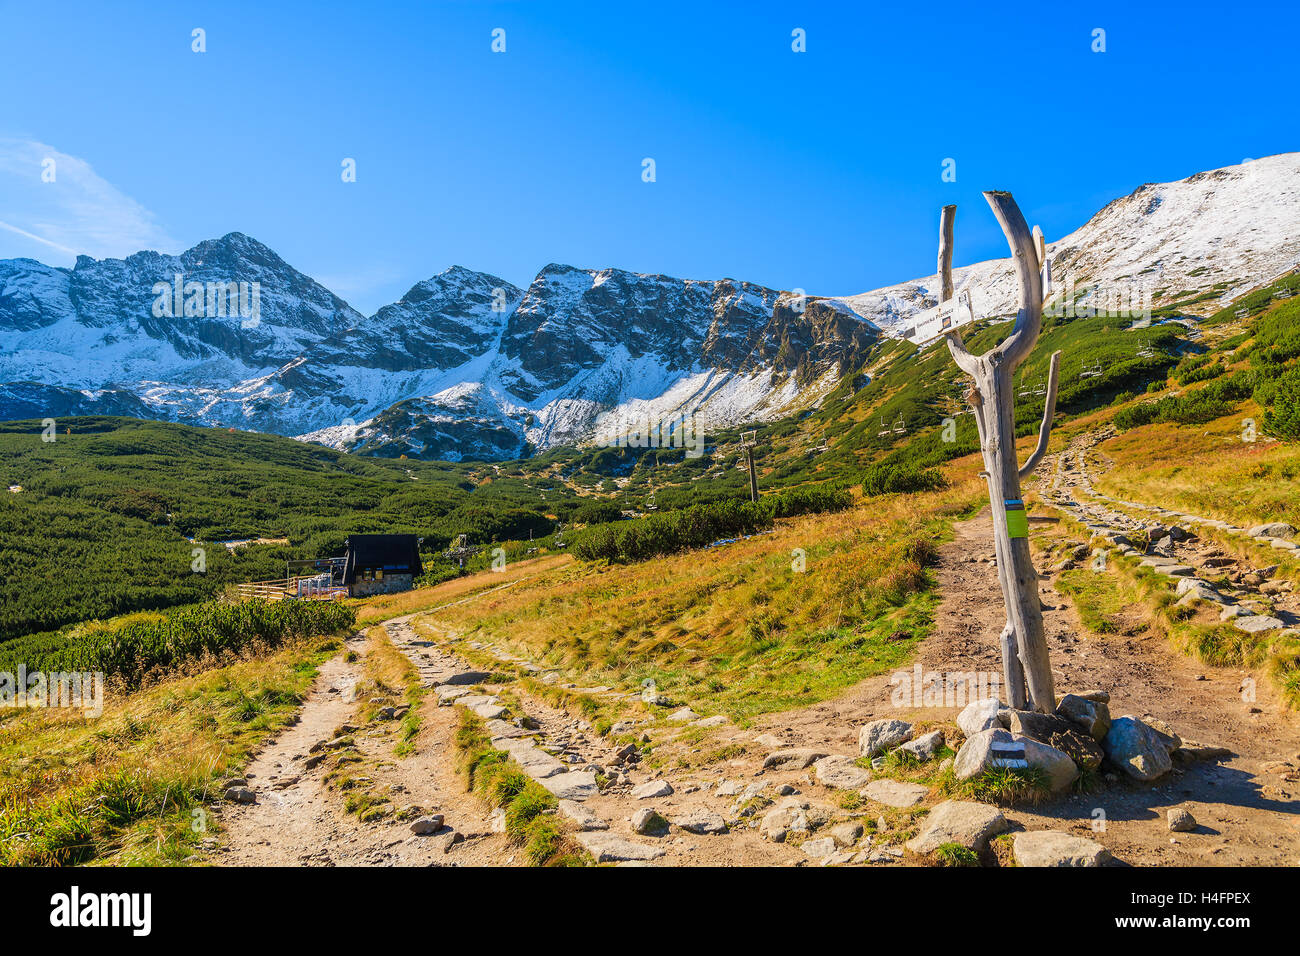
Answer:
1 154 1297 460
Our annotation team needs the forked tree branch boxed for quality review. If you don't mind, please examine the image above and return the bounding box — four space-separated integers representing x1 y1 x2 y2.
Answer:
1018 350 1062 479
984 190 1043 370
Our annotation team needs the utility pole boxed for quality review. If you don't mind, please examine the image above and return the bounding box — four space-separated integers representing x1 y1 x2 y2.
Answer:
741 429 759 503
936 193 1063 714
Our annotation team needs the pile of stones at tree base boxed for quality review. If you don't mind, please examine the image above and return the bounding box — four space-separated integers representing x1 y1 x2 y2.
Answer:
858 692 1227 792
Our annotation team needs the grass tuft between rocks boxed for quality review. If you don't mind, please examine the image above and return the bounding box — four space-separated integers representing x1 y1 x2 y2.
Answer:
453 710 589 866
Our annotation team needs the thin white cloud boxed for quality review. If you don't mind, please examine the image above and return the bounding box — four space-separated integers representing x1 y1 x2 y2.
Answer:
0 137 177 264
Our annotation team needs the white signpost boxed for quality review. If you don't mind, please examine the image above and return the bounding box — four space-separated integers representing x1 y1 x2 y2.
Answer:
904 288 977 347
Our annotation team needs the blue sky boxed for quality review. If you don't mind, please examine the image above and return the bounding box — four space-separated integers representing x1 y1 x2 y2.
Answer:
0 0 1294 314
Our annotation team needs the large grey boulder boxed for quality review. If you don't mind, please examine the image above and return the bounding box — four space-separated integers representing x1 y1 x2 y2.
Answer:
957 697 1007 736
858 719 914 757
1056 693 1111 740
954 728 1078 792
1006 710 1103 770
1248 522 1295 539
906 800 1008 855
1234 615 1285 633
1102 716 1175 781
1013 831 1111 867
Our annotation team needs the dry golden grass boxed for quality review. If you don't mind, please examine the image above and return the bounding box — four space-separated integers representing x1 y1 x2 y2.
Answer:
1093 410 1300 528
0 633 342 865
410 474 986 721
353 554 571 625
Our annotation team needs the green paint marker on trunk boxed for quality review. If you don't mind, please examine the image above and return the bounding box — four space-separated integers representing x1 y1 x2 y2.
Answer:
1005 498 1028 539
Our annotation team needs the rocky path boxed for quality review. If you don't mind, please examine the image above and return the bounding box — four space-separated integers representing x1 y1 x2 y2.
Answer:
1045 427 1299 635
215 630 511 866
214 480 1300 867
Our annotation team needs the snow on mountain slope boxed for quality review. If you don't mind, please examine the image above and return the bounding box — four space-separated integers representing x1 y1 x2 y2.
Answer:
2 153 1294 461
0 233 362 395
302 266 877 460
832 153 1300 336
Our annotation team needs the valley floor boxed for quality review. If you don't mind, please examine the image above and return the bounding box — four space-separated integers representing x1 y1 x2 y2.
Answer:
210 501 1300 867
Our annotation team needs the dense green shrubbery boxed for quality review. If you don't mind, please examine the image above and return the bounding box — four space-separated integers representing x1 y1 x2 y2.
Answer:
862 461 948 497
1260 366 1300 441
761 483 852 517
1244 295 1300 441
0 599 355 686
1173 355 1225 385
0 417 564 641
570 500 626 525
1114 371 1255 430
571 500 772 563
569 484 850 563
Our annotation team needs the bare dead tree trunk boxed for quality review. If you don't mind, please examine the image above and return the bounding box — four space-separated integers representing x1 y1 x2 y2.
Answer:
937 193 1062 713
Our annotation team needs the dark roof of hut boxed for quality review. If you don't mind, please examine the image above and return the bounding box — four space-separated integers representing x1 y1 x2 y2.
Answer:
342 534 422 584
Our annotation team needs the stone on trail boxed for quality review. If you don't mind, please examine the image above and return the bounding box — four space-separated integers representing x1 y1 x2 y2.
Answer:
763 748 828 770
485 718 532 739
1056 693 1111 741
539 771 599 801
499 741 567 779
829 821 864 847
427 829 462 854
223 786 257 804
672 808 728 835
954 728 1079 793
1006 711 1103 770
858 719 914 757
439 670 491 686
631 807 668 835
956 698 1007 737
812 755 872 790
631 779 674 799
558 800 608 831
576 832 666 863
1102 716 1176 782
906 800 1008 855
1248 522 1296 539
1234 615 1285 634
667 707 699 723
436 685 472 704
899 730 944 762
692 715 729 728
409 814 445 835
752 733 785 749
759 798 826 843
862 779 929 808
1168 807 1197 832
800 837 837 860
1013 831 1111 867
